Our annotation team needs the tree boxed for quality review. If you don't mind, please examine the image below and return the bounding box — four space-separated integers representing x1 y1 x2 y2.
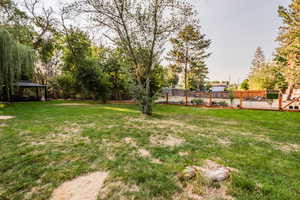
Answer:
248 62 287 91
250 47 265 75
102 49 132 100
0 29 36 100
61 27 111 101
0 0 33 45
165 64 181 88
276 0 300 99
1 0 62 86
168 25 211 91
240 79 249 90
70 0 194 115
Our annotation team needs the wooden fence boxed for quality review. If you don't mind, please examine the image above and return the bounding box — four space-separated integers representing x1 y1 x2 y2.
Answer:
233 90 267 99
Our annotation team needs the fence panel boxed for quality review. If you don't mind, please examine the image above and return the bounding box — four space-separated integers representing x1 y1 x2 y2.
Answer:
233 90 267 99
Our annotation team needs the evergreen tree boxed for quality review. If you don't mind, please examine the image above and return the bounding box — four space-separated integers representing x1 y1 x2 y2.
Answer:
250 47 265 74
168 25 211 90
276 0 300 99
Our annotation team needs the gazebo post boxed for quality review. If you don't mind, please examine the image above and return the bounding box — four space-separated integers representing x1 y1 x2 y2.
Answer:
36 87 39 101
44 86 48 101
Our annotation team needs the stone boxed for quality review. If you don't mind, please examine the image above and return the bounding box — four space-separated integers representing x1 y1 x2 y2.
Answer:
180 160 234 182
202 167 230 182
181 166 197 180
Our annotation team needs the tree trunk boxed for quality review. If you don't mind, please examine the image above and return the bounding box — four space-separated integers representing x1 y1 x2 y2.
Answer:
184 46 188 90
286 82 294 100
141 75 152 115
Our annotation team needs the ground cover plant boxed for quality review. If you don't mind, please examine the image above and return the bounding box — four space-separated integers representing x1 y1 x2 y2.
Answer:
0 101 299 200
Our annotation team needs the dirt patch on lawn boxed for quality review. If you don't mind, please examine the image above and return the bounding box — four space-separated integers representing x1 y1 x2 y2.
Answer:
150 135 185 147
174 184 234 200
125 117 199 132
275 142 300 152
179 151 189 156
54 123 83 135
251 135 300 152
138 148 151 157
99 180 139 199
50 171 108 200
216 137 232 147
0 123 7 127
124 137 138 147
0 116 15 120
31 127 90 146
138 148 162 164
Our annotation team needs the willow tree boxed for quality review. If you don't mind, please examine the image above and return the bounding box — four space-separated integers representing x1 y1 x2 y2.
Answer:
0 29 35 100
70 0 194 115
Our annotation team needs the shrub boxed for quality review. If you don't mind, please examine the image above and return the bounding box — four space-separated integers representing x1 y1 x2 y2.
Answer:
216 101 228 107
267 93 279 99
191 99 204 105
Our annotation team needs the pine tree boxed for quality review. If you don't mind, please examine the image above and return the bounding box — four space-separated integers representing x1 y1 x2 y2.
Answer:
250 47 265 74
276 0 300 99
168 25 211 90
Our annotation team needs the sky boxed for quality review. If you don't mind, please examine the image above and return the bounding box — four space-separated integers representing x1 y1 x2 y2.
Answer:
41 0 290 83
193 0 290 83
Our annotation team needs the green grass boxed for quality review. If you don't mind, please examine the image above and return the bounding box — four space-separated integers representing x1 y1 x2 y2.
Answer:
0 101 299 200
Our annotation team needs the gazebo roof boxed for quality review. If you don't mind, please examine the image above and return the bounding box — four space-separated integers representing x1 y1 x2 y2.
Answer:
15 81 47 87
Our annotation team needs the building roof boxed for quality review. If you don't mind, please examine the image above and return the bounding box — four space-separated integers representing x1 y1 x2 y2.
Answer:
15 81 47 87
211 84 227 88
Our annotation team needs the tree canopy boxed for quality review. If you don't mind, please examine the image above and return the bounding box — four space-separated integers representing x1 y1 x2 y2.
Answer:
0 28 35 100
168 25 211 90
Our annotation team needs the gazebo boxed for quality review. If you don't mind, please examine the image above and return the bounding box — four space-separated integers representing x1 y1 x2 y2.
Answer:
12 81 48 102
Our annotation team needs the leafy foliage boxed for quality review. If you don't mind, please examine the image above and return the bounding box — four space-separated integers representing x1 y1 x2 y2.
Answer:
248 63 287 90
71 0 196 115
240 79 249 90
0 28 35 100
276 0 300 98
168 25 211 90
59 28 111 102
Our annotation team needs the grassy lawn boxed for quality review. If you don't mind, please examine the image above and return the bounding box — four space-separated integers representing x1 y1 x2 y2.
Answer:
0 101 300 200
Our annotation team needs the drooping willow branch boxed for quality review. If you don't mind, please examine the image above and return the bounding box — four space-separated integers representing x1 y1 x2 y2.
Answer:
0 28 36 100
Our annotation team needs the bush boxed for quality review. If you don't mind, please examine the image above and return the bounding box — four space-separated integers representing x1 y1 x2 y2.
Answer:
267 93 279 99
50 73 78 99
191 99 204 105
216 101 228 107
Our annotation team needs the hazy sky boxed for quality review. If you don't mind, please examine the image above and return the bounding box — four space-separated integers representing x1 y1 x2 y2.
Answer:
193 0 290 82
42 0 290 82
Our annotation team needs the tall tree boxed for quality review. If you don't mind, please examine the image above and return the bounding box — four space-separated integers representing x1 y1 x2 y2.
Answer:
276 0 300 99
168 25 211 90
1 0 61 85
250 47 265 75
61 27 111 101
0 29 36 100
69 0 194 115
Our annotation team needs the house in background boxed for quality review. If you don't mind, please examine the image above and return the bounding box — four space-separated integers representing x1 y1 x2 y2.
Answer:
211 83 228 92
